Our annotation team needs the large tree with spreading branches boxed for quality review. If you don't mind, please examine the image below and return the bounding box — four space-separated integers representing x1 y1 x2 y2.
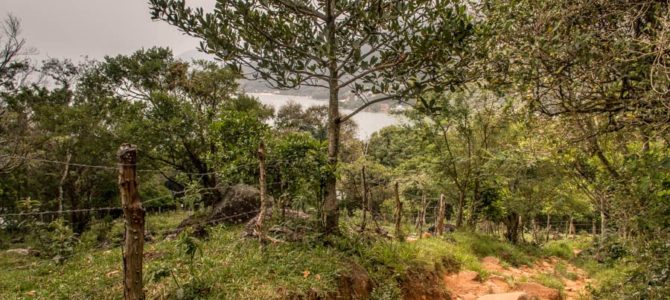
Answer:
149 0 474 233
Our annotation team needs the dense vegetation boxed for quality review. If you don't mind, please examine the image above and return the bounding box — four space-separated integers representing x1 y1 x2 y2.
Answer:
1 0 669 299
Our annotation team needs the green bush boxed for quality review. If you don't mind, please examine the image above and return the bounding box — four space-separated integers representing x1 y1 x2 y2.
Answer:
29 218 78 262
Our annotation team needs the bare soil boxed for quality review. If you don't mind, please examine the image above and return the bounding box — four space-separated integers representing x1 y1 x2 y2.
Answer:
444 256 590 300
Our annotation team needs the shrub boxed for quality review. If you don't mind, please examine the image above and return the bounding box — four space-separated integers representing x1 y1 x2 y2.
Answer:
29 218 78 262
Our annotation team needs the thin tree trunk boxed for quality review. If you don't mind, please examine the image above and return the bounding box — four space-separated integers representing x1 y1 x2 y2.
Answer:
592 218 597 236
456 189 465 227
255 141 268 241
57 151 72 217
394 182 403 240
436 194 446 235
519 214 525 243
469 176 480 228
545 214 551 243
530 217 539 243
600 197 606 238
417 193 427 237
360 166 368 232
421 194 427 230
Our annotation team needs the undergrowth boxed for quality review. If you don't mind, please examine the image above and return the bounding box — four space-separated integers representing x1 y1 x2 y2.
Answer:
0 212 606 299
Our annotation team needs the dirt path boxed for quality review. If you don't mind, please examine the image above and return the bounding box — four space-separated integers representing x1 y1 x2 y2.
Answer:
444 256 591 300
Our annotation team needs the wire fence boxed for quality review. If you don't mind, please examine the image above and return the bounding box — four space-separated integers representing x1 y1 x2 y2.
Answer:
2 208 262 273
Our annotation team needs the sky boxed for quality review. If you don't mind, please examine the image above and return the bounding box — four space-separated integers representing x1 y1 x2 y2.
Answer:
0 0 215 60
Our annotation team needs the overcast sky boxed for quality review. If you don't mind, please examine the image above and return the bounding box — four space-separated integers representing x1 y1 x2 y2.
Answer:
1 0 215 61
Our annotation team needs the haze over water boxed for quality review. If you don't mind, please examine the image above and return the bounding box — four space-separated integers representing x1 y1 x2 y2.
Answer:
251 93 402 140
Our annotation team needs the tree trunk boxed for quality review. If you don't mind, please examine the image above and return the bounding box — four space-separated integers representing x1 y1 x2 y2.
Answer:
322 0 340 234
436 194 446 235
417 193 427 237
504 212 520 244
600 198 606 238
592 218 597 236
117 144 145 300
57 151 72 217
255 141 269 241
394 182 403 240
531 218 538 243
421 194 427 230
360 166 368 232
456 189 465 227
545 214 551 243
469 176 481 228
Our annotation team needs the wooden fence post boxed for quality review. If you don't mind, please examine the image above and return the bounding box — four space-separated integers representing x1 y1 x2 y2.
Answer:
255 141 268 242
394 182 403 240
117 144 145 300
436 194 445 235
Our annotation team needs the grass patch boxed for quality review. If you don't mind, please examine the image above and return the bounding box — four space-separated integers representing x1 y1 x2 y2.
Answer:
532 273 565 291
0 212 598 299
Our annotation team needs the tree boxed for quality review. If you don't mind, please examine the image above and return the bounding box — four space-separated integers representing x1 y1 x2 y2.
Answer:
0 14 33 173
149 0 474 232
81 48 272 206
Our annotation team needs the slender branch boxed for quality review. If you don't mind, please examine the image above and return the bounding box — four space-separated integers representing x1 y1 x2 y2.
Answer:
337 53 407 89
270 0 327 20
340 94 397 122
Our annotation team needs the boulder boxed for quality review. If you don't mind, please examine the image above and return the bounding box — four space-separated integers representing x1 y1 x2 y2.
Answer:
176 184 271 231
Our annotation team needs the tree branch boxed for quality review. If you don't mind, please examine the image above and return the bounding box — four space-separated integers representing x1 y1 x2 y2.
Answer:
340 94 397 122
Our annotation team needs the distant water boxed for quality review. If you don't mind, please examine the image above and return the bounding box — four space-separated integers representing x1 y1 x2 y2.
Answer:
251 93 402 140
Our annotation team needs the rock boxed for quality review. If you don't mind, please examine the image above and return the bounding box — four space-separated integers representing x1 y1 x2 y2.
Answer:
209 184 271 224
176 184 271 232
336 262 373 300
515 282 560 300
6 248 35 256
477 292 529 300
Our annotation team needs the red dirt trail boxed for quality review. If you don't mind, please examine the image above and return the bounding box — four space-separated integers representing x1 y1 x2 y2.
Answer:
444 256 590 300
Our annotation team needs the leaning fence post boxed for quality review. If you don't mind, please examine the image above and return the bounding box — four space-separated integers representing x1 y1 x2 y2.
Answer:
117 144 145 300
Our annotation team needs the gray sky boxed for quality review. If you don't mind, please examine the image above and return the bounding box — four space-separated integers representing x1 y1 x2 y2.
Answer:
1 0 215 60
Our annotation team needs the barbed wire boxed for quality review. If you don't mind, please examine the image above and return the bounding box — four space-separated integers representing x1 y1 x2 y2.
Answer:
3 208 264 272
6 152 327 176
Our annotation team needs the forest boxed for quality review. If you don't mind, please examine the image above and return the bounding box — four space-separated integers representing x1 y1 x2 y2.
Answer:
0 0 669 299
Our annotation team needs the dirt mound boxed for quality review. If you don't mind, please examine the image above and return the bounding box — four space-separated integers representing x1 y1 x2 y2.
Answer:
336 262 374 299
402 265 452 300
280 262 372 300
516 282 559 300
477 292 529 300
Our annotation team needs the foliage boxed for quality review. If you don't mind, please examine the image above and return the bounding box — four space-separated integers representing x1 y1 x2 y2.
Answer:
29 218 78 262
